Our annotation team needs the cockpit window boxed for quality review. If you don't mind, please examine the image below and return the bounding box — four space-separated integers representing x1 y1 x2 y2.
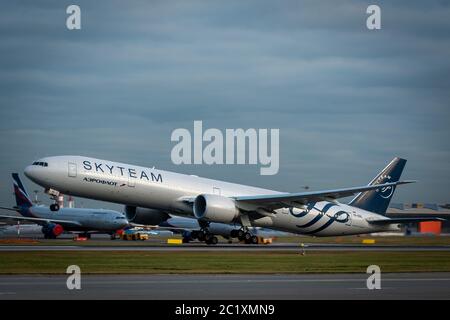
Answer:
32 162 48 167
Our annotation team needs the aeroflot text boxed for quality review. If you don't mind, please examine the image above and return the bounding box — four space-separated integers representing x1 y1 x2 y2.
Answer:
82 161 163 183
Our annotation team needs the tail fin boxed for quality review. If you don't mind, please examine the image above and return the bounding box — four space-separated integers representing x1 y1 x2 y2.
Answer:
348 157 407 215
12 173 33 208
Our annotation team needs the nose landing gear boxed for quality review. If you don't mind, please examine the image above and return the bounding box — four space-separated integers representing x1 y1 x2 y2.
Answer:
45 188 61 212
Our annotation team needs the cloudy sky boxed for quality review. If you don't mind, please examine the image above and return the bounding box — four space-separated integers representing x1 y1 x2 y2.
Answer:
0 0 449 210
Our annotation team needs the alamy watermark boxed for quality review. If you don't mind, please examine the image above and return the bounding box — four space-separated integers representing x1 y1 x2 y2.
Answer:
366 5 381 30
66 265 81 290
366 265 381 290
64 5 381 31
66 5 81 30
171 121 279 175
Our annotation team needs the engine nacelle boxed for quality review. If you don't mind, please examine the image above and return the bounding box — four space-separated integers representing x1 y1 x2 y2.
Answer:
193 194 239 224
124 206 170 225
42 223 64 237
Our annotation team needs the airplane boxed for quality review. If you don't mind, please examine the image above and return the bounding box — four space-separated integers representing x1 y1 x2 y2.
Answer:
23 156 443 244
0 173 129 239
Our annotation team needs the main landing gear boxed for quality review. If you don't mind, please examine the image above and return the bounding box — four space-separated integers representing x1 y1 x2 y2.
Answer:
188 220 219 245
188 229 219 245
230 227 258 244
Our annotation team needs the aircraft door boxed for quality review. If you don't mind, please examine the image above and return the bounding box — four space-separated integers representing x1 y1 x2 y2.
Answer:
68 162 77 178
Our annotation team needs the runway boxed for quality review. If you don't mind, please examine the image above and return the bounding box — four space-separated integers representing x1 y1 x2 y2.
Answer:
0 243 450 252
1 273 449 299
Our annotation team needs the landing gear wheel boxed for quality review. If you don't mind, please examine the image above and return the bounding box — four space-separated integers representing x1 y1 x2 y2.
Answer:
244 232 252 242
250 235 259 244
50 203 60 212
190 231 199 240
206 236 218 245
237 229 246 240
204 233 214 242
198 232 206 242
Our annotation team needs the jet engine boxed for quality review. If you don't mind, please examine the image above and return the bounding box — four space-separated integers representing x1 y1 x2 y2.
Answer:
124 206 170 225
41 223 64 238
193 194 240 224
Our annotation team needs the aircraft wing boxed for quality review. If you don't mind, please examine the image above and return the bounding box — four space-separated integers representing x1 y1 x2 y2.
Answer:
367 217 445 225
0 214 82 227
233 181 415 211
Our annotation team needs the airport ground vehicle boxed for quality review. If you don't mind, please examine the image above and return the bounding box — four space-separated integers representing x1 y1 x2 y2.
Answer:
121 229 149 241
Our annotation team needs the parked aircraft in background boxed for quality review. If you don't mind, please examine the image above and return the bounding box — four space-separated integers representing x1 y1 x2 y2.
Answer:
24 156 443 244
0 173 129 239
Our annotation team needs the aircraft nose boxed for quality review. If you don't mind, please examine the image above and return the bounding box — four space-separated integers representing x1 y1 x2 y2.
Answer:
24 165 34 179
121 219 130 228
24 164 46 186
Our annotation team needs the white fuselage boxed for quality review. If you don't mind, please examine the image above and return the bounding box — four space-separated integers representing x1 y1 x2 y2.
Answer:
24 156 398 237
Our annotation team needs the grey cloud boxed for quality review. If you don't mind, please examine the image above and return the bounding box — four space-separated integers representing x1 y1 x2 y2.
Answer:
0 0 449 207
